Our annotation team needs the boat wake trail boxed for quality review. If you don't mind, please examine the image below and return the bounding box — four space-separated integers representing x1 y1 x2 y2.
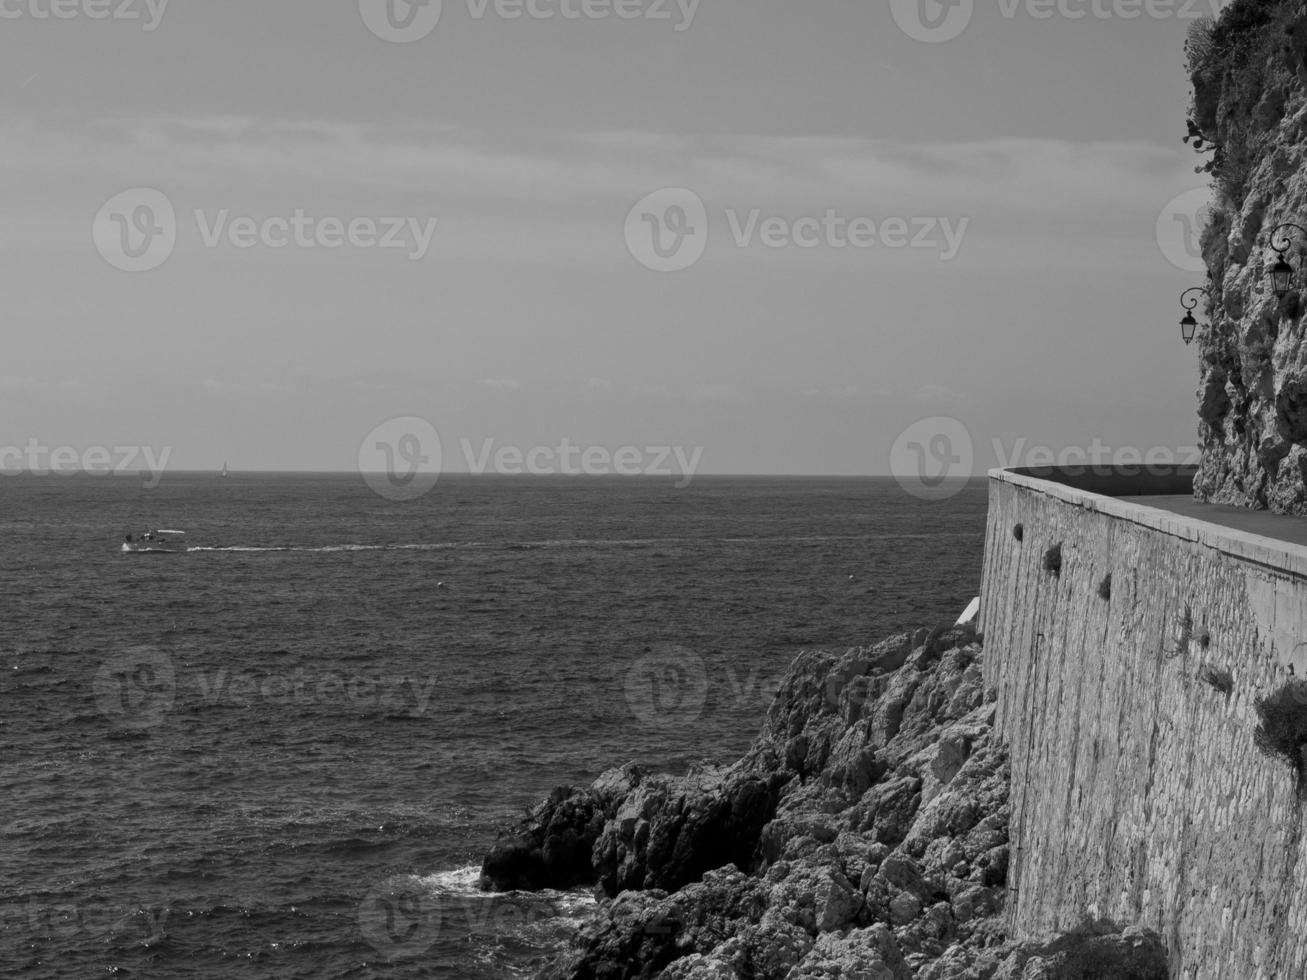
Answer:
189 544 468 554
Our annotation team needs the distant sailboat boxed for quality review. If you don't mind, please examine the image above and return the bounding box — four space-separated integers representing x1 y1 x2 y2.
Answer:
221 461 229 479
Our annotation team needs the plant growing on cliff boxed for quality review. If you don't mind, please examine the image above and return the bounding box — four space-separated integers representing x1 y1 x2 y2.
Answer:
1184 17 1218 162
1253 681 1307 791
1185 0 1288 203
1185 16 1217 77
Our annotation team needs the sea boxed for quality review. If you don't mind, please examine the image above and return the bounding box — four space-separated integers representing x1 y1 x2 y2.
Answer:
0 474 987 979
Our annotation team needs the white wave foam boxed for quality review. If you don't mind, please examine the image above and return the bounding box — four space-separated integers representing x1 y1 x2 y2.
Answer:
413 865 597 913
547 888 599 917
190 547 290 552
417 864 486 894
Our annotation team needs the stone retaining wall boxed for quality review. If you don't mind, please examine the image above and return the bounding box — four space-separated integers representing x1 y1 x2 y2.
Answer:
979 467 1307 979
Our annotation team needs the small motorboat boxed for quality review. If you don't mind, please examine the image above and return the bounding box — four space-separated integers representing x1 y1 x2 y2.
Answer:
123 530 189 554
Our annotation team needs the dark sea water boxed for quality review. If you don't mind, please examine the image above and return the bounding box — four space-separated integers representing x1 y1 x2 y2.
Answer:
0 474 986 979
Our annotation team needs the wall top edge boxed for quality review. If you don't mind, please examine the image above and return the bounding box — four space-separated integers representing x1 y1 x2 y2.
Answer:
987 466 1307 579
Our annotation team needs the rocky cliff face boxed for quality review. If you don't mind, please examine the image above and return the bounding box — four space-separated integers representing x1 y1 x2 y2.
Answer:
1189 0 1307 512
480 627 1169 979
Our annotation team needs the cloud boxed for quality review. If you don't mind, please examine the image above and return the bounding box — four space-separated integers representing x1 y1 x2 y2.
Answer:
802 384 882 401
914 384 966 404
0 114 1209 280
634 383 742 404
0 114 1203 224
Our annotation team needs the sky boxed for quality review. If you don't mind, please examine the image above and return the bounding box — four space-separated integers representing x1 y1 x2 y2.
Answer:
0 0 1228 478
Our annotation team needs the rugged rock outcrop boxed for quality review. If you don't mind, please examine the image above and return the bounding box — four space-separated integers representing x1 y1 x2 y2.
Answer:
480 626 1169 978
1187 0 1307 512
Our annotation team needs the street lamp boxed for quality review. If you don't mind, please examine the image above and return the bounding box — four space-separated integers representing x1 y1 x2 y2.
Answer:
1179 287 1208 346
1269 223 1307 298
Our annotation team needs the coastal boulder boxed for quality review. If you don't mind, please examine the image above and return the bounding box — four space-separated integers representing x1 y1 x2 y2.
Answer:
538 868 768 980
480 764 644 892
592 766 788 898
993 924 1169 980
786 924 912 980
489 623 1172 978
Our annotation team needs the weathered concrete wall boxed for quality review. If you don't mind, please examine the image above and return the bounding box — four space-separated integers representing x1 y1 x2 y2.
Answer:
980 467 1307 980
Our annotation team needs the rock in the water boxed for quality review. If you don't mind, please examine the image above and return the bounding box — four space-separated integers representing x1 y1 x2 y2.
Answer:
480 765 643 892
481 626 1170 978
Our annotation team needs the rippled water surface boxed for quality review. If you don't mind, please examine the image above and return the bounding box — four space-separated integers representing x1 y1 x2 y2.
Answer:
0 474 986 979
